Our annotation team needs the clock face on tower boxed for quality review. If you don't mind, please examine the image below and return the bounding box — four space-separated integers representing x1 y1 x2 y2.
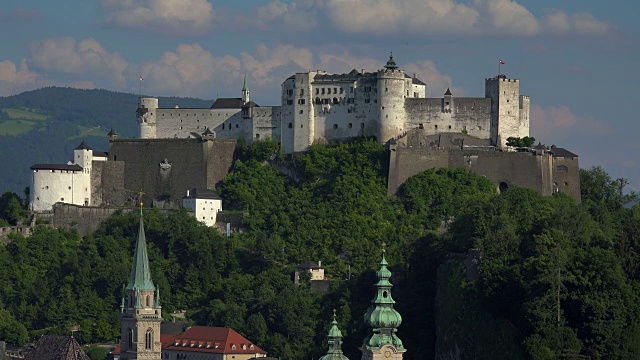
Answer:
385 350 391 358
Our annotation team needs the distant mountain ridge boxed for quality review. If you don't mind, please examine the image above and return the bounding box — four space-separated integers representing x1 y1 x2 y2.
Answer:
0 87 212 195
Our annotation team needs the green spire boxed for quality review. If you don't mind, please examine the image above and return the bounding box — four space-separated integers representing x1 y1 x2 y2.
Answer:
242 72 249 92
384 52 398 70
320 310 349 360
126 210 155 291
363 243 404 350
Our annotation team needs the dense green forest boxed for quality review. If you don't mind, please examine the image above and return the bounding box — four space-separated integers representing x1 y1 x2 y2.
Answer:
0 87 211 194
1 138 639 359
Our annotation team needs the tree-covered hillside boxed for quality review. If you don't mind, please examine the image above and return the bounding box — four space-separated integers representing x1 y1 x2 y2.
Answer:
0 87 211 194
1 139 639 359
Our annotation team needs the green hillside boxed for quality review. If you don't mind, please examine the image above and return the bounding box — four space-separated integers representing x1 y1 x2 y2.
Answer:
0 87 211 195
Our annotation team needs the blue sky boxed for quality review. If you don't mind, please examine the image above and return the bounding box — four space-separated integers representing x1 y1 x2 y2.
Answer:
1 0 639 190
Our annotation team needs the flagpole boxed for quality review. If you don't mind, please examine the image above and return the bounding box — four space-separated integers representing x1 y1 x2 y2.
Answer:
498 60 501 76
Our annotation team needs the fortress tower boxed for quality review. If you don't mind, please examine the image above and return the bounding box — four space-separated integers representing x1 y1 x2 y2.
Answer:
120 210 162 360
377 53 407 142
485 75 529 147
137 97 158 139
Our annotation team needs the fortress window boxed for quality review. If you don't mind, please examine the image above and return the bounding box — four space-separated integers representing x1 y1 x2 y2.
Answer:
414 92 418 98
299 110 304 114
407 90 409 96
61 198 64 201
435 125 438 129
385 88 388 92
287 100 293 105
364 99 370 103
300 89 304 96
333 98 338 104
322 88 325 95
68 186 71 190
298 99 306 105
316 88 319 95
222 124 225 129
506 99 509 102
256 134 260 139
340 88 344 94
350 87 353 93
333 88 337 94
288 123 293 128
333 124 338 129
348 123 353 128
448 125 452 129
361 122 365 128
564 182 568 186
419 124 424 129
236 124 239 128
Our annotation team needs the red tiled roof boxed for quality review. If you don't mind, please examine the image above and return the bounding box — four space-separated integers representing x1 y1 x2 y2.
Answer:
164 326 266 355
161 334 178 349
111 344 120 355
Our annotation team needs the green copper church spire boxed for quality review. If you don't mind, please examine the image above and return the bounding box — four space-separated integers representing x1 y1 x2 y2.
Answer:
320 310 349 360
126 208 155 292
362 243 404 352
242 72 249 92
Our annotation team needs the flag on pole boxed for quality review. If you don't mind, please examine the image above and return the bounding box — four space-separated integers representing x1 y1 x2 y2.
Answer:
499 60 505 65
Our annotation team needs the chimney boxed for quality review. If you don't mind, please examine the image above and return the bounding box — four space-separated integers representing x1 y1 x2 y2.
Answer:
361 69 365 74
186 189 190 197
318 260 321 267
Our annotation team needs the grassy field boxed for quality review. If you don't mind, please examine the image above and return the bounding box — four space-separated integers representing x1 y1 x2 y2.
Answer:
0 108 50 135
0 120 36 135
5 108 49 121
68 126 107 140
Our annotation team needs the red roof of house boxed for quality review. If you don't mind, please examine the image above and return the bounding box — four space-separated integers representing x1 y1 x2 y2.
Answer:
165 326 266 355
161 334 178 349
112 343 120 355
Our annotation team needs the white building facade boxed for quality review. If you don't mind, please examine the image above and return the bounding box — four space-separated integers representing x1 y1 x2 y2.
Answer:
182 189 223 227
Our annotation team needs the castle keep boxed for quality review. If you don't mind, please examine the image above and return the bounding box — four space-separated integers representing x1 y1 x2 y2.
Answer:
137 54 530 151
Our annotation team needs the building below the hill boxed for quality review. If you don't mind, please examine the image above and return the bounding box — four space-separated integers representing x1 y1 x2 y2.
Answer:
182 188 223 227
23 335 89 360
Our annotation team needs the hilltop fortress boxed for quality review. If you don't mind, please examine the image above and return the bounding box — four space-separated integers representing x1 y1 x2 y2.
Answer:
29 54 581 213
137 53 529 151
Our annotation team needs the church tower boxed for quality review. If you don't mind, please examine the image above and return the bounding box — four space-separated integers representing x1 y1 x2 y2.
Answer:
360 245 405 360
320 310 349 360
120 210 162 360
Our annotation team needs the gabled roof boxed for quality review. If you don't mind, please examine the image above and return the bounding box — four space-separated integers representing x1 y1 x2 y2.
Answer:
405 73 426 86
165 326 266 355
30 164 83 171
75 141 91 150
93 151 108 158
202 128 215 136
297 261 323 269
184 188 222 200
211 98 258 109
549 145 578 158
24 336 90 360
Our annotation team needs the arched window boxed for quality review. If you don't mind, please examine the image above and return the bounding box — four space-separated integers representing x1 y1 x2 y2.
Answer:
128 328 133 349
146 295 151 307
146 329 153 350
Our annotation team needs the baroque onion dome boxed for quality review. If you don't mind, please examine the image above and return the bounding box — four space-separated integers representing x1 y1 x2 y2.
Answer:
363 244 404 351
320 310 350 360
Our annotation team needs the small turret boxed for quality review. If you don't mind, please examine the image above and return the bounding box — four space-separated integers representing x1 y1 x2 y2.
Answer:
108 129 118 142
242 73 250 105
384 52 398 70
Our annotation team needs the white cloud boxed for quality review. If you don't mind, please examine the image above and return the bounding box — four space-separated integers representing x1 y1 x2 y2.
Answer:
101 0 214 35
530 104 612 143
0 59 37 96
256 0 611 37
28 37 129 86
